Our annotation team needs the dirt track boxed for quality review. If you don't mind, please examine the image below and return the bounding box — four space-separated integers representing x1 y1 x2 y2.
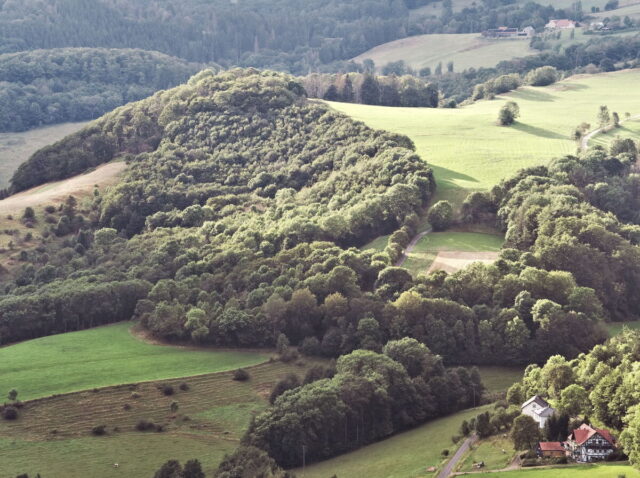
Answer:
427 251 500 274
0 162 125 215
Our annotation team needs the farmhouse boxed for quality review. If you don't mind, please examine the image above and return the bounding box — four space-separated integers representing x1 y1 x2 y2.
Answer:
482 26 535 38
521 395 555 428
536 441 566 458
545 19 577 30
566 424 617 462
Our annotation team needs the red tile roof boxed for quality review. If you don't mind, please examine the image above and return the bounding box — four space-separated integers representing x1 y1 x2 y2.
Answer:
539 442 565 452
570 424 616 446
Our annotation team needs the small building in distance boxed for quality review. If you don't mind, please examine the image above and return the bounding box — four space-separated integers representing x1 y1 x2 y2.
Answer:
482 26 535 38
521 395 556 428
566 424 617 462
536 441 566 458
545 19 577 30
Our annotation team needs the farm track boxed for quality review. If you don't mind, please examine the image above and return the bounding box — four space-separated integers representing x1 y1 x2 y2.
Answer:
581 113 640 152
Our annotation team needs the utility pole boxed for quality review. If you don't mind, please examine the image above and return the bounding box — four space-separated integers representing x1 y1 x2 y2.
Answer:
302 444 307 477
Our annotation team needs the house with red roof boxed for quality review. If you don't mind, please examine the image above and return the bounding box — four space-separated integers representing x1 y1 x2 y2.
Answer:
536 441 566 458
566 423 617 462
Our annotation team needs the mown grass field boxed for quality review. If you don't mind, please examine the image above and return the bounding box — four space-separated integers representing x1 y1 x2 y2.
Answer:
458 435 515 472
330 69 640 203
352 33 534 72
295 404 492 478
477 463 640 477
0 322 270 400
0 358 319 478
403 231 504 275
0 122 88 188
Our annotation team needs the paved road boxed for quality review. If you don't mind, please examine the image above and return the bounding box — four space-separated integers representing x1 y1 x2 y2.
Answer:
437 433 478 478
395 226 432 267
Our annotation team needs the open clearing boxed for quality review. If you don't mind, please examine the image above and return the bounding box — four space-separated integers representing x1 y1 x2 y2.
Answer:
330 69 640 203
0 160 125 216
0 322 269 400
0 122 88 188
352 33 534 72
589 118 640 150
457 435 515 472
477 366 524 394
0 358 318 478
295 404 492 478
475 463 640 477
402 231 504 276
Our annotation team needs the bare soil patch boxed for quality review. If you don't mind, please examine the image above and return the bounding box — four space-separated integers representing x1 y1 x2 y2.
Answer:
427 251 499 274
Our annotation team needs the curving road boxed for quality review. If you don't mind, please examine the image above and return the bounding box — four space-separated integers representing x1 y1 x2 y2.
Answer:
580 113 640 152
395 226 432 267
437 433 478 478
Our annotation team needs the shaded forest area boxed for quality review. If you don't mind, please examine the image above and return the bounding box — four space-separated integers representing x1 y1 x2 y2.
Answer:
0 48 202 132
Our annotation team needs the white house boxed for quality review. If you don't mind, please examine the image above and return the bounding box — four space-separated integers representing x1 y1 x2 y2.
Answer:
545 19 577 30
521 395 555 428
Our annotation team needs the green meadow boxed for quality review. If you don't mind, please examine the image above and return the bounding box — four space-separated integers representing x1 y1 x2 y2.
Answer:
0 322 269 400
295 405 492 478
329 69 640 204
478 463 640 477
606 320 640 337
590 117 640 149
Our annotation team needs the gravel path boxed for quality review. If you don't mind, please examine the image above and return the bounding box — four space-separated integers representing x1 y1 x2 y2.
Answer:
438 433 478 478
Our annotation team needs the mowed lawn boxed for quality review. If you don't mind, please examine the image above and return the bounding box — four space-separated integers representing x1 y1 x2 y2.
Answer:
295 404 492 478
329 69 640 201
478 464 640 477
0 322 269 400
403 231 504 276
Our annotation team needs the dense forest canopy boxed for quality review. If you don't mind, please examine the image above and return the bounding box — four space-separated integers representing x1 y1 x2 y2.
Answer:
0 0 578 74
0 48 202 132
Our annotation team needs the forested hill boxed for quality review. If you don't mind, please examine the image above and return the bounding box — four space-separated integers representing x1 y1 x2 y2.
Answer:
0 48 202 132
0 0 576 74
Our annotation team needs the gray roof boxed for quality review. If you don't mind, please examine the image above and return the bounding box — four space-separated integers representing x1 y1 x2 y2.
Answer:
522 395 551 409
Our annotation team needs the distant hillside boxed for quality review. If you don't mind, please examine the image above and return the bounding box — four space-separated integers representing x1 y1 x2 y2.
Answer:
0 48 202 132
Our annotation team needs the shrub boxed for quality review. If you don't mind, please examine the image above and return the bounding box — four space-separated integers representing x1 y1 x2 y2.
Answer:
280 348 299 363
131 391 140 399
44 205 56 214
233 368 250 381
91 425 107 436
135 419 156 431
170 401 179 412
123 403 132 411
441 449 450 457
498 101 520 126
525 66 558 86
1 406 18 420
160 384 174 396
427 200 454 231
179 382 190 391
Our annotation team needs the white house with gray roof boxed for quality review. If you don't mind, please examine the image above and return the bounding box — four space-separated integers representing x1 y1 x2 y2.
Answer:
522 395 556 428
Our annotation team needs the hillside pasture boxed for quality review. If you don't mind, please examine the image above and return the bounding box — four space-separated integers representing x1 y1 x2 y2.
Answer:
0 121 88 188
0 322 269 400
0 359 317 478
589 117 640 150
457 435 515 472
475 463 640 477
352 33 534 72
329 69 640 199
294 405 492 478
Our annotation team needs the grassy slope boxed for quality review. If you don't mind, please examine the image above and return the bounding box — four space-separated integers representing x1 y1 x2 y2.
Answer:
352 33 534 72
458 435 515 472
0 322 269 400
403 231 504 275
590 118 640 149
478 464 640 477
329 69 640 199
0 122 88 188
295 405 492 478
0 359 318 478
477 366 525 394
